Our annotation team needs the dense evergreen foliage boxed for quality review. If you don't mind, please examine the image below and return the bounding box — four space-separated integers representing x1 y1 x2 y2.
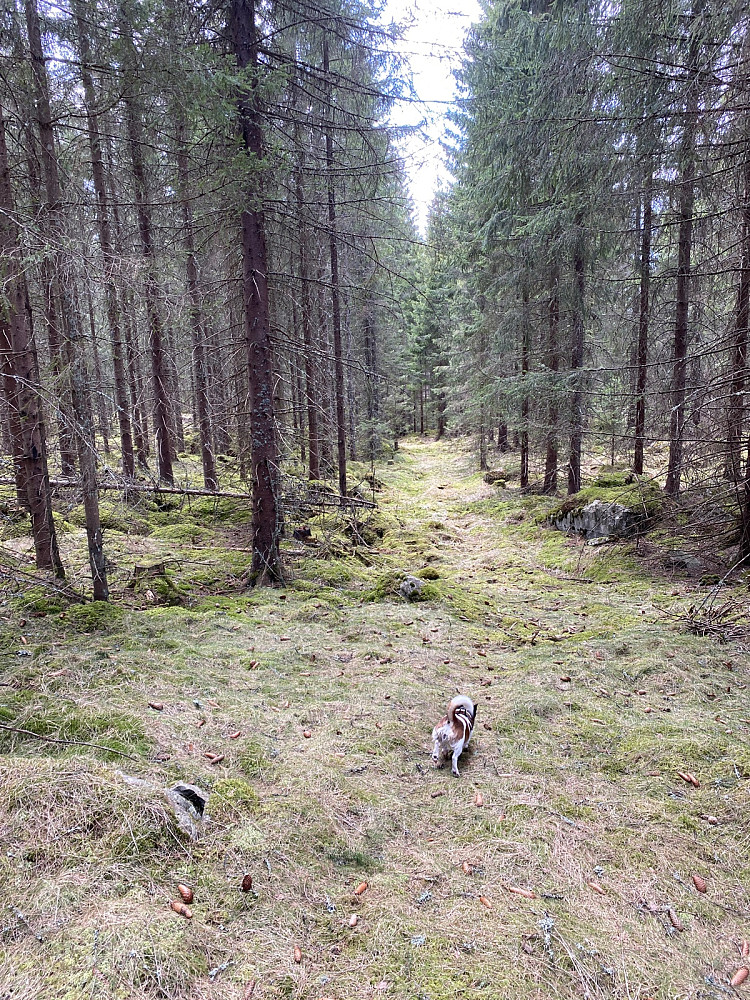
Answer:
1 0 750 595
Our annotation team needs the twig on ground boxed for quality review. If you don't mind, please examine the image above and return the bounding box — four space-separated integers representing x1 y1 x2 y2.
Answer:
0 722 138 760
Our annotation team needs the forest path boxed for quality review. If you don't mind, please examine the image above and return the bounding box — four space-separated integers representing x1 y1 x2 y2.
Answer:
2 437 749 1000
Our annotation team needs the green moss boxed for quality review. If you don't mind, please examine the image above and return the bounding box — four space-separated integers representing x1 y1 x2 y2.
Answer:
68 501 150 535
66 602 126 633
211 777 259 822
593 467 636 488
0 702 149 759
135 571 188 606
15 585 67 616
364 571 440 603
419 566 441 580
150 523 214 544
238 739 269 776
548 479 664 520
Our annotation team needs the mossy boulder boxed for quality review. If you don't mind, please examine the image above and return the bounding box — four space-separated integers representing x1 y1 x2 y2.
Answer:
364 571 439 603
67 602 126 633
17 586 67 617
547 477 663 539
484 469 510 485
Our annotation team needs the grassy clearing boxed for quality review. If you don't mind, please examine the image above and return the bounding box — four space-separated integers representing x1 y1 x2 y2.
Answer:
1 437 749 999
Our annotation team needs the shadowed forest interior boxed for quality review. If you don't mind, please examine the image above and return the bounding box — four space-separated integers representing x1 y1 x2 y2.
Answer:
1 0 750 998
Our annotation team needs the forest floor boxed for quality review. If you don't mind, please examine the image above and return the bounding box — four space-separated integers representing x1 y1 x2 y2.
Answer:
1 437 750 1000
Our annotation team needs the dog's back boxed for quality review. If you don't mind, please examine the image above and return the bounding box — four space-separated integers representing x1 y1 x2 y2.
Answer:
432 694 477 776
447 695 477 742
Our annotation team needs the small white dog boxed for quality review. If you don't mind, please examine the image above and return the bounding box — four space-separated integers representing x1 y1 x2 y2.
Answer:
431 695 477 777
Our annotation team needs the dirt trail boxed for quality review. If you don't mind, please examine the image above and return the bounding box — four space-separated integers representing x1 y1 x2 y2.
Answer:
2 437 749 1000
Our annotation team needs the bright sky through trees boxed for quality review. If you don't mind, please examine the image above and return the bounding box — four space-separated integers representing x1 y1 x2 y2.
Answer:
380 0 481 232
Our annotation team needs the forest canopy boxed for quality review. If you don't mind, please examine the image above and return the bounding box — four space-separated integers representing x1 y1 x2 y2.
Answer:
1 0 749 595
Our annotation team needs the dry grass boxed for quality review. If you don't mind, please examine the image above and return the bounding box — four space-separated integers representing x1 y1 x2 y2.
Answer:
1 437 750 999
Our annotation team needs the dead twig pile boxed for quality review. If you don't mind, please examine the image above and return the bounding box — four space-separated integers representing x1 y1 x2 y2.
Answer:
675 599 750 644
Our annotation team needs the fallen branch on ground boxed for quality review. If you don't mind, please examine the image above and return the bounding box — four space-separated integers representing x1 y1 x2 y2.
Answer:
0 722 138 760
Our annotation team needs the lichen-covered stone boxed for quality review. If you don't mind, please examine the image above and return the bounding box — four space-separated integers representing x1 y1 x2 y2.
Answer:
547 479 663 540
399 575 424 599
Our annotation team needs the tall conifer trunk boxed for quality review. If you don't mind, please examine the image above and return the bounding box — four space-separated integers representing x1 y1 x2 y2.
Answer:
665 8 702 496
543 262 560 493
0 106 63 577
520 271 530 489
568 221 586 495
633 158 653 476
25 0 105 596
229 0 283 585
74 0 135 478
175 116 218 490
322 35 347 497
119 1 174 484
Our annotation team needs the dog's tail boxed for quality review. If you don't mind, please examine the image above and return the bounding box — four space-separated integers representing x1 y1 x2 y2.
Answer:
448 695 476 725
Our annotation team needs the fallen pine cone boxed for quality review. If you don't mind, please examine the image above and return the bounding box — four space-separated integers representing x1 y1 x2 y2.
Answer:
462 861 472 875
177 884 194 904
353 881 368 896
474 792 484 807
479 895 492 909
303 729 312 739
587 881 605 895
293 946 302 964
742 940 750 958
692 874 707 893
241 874 253 892
170 900 192 919
677 770 700 788
228 731 242 739
149 701 164 711
730 968 749 987
348 914 358 927
507 886 536 899
667 908 684 931
430 790 445 798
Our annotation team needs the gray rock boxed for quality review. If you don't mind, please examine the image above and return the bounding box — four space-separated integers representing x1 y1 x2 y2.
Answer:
117 772 209 840
662 550 704 573
165 782 209 839
550 499 644 540
399 575 424 600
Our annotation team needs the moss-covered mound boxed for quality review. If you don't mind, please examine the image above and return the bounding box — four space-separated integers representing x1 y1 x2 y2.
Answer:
547 474 663 539
364 570 440 603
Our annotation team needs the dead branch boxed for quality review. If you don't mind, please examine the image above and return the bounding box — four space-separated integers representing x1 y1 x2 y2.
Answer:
0 722 138 760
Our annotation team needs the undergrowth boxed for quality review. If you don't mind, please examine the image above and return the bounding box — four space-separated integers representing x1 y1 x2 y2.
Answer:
1 438 749 999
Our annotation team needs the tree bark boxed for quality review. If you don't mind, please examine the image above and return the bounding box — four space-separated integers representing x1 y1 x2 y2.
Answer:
543 261 560 492
0 106 64 577
83 273 111 456
633 158 653 476
26 0 105 594
726 134 750 483
22 2 77 478
322 36 348 497
175 114 218 490
229 0 283 585
118 0 174 484
568 222 585 495
665 11 701 497
295 145 320 479
520 271 530 489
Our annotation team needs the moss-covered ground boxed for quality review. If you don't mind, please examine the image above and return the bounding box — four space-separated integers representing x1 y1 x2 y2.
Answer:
1 437 749 999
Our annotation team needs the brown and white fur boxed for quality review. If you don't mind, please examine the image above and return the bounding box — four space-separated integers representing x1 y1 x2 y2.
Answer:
431 695 477 777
